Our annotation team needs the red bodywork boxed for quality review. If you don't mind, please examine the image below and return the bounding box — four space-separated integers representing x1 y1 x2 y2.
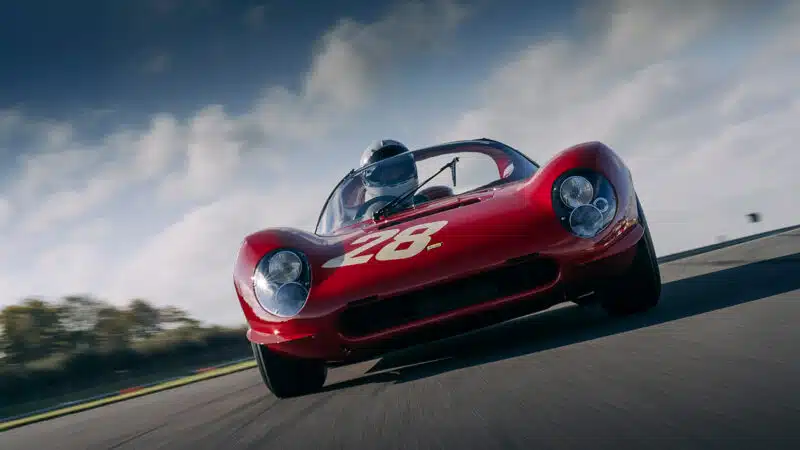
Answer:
233 141 644 363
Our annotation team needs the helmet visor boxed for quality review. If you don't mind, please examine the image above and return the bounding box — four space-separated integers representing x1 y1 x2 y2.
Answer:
363 153 417 188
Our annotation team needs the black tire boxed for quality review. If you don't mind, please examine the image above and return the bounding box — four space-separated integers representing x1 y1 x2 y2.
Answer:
252 342 327 398
600 196 662 316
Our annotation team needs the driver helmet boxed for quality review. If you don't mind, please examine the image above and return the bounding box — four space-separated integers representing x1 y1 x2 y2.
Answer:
359 139 419 204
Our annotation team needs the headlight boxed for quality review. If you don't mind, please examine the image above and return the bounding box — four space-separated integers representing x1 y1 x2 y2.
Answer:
268 251 303 284
559 176 594 208
252 249 311 317
552 171 617 238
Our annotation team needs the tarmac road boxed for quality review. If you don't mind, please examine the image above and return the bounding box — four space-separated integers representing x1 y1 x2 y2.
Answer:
2 227 799 450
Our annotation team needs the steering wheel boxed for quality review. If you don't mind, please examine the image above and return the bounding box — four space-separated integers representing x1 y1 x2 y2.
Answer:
354 195 397 220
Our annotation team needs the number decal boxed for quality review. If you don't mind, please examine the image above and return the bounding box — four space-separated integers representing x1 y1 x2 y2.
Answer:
321 229 398 268
322 220 448 268
375 221 448 261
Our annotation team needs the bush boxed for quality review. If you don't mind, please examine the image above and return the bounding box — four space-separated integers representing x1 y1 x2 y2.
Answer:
0 296 255 414
0 327 252 407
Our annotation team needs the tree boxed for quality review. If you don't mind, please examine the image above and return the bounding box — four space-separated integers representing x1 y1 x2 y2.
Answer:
126 299 162 340
158 306 200 329
0 299 64 363
93 306 133 351
58 295 103 351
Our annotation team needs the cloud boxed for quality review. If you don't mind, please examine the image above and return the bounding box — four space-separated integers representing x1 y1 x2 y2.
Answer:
42 122 74 149
157 105 245 201
33 242 107 298
593 0 724 62
7 114 184 233
439 0 800 255
0 197 10 227
302 0 469 113
244 0 470 143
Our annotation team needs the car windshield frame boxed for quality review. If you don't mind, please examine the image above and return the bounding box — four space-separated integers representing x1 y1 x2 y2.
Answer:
313 139 540 236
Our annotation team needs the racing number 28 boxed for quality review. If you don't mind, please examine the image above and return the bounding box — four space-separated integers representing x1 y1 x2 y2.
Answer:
322 220 448 268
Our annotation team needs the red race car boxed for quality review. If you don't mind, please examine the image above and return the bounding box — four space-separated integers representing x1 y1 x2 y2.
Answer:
233 138 661 398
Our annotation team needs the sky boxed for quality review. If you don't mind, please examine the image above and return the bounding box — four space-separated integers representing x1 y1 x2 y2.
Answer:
1 0 798 325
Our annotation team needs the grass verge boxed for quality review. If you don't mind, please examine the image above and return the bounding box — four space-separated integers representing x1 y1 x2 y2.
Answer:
0 360 257 432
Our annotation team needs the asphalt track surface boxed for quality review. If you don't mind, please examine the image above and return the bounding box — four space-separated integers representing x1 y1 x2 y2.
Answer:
3 228 799 450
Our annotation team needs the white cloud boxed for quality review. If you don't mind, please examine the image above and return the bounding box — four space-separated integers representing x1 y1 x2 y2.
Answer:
1 218 114 303
440 0 800 255
303 0 469 112
596 0 722 63
43 122 74 149
158 105 244 201
0 197 10 227
33 242 106 297
131 113 184 178
245 0 469 143
12 121 178 233
22 183 113 234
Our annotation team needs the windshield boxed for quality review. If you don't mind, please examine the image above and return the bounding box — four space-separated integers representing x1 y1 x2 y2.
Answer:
315 140 539 235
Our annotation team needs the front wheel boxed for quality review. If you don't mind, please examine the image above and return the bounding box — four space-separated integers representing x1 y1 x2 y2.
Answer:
252 342 327 398
600 197 662 316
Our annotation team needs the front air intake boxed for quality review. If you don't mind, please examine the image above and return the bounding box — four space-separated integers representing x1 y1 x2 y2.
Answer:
339 255 559 337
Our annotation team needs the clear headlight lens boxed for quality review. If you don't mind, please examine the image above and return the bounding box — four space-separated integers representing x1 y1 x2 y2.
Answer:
267 251 303 284
569 204 604 238
553 171 617 238
559 176 594 208
253 250 311 317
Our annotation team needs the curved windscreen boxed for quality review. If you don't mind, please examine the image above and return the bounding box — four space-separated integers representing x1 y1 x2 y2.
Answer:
315 140 538 235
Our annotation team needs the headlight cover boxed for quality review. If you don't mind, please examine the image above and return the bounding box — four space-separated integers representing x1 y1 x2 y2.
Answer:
559 175 594 209
552 170 617 238
252 249 311 317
